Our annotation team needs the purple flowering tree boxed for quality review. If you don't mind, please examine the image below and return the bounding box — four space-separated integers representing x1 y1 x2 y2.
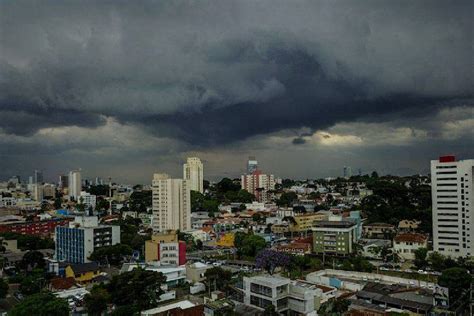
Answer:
255 249 290 275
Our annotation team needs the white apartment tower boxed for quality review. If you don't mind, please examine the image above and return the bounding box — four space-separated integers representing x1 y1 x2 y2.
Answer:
431 155 473 258
183 157 204 193
152 173 191 233
68 170 82 201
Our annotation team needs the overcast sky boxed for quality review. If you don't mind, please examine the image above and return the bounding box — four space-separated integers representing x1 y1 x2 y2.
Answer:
0 0 472 183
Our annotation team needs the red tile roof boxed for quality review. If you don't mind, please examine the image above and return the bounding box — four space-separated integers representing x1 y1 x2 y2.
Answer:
394 233 427 243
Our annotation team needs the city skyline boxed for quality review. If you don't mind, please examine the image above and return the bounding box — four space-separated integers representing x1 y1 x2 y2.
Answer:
1 1 472 183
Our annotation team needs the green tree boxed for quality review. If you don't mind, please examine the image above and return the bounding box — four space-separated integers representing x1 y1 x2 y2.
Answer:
54 197 62 209
318 298 350 316
19 250 45 271
427 252 447 271
84 285 111 316
277 192 298 207
89 244 133 266
438 267 472 298
9 292 69 316
240 234 267 257
0 278 8 299
413 248 428 269
107 268 166 311
204 267 232 292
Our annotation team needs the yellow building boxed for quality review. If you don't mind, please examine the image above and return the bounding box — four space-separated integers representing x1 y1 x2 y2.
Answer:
216 233 235 247
145 230 178 263
293 213 328 231
65 262 100 285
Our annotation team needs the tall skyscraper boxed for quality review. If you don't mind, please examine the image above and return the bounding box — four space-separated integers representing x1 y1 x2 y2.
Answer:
343 166 352 178
152 173 191 233
68 170 82 201
59 174 69 188
241 170 275 203
431 155 473 258
183 157 204 193
247 156 258 174
34 170 43 184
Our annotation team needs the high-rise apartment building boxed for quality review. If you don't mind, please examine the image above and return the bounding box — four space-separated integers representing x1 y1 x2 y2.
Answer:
59 174 69 188
183 157 204 193
68 170 82 201
34 170 43 184
431 155 473 258
247 156 258 174
152 173 191 233
241 170 275 203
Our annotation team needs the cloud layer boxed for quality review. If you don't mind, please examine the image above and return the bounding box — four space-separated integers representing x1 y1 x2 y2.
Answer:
0 0 472 182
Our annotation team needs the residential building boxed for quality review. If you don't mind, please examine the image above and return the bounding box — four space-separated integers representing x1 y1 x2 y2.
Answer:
360 239 392 259
431 155 473 258
145 231 186 266
79 191 97 210
152 173 191 232
398 219 421 232
31 184 44 201
68 170 81 201
183 157 204 193
241 170 275 203
43 184 56 199
293 212 328 231
393 233 428 261
65 262 101 285
363 223 395 239
59 174 68 188
312 221 358 255
55 216 120 263
34 169 43 184
0 218 73 237
275 242 311 256
186 262 211 283
243 275 325 315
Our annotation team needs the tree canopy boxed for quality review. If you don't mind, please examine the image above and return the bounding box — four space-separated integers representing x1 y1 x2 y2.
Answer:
107 268 166 311
9 292 69 316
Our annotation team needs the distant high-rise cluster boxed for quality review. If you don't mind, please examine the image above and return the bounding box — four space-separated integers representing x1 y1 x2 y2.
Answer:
247 156 258 174
183 157 204 193
241 157 275 203
431 155 473 258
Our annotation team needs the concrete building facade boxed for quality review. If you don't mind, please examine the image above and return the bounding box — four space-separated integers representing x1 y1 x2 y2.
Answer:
55 216 120 263
431 156 473 258
152 173 191 232
183 157 204 193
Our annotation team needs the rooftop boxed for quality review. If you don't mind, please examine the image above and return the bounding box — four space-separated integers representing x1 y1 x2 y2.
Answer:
313 220 356 228
394 233 427 243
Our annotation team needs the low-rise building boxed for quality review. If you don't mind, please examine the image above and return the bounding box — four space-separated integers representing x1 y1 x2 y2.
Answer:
242 275 326 315
398 220 421 232
145 231 186 266
65 262 101 285
312 221 358 255
393 233 428 261
0 217 73 237
363 223 395 239
275 242 311 256
186 262 212 283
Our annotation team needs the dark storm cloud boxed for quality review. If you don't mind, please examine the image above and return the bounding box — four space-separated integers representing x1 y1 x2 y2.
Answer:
0 0 472 145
